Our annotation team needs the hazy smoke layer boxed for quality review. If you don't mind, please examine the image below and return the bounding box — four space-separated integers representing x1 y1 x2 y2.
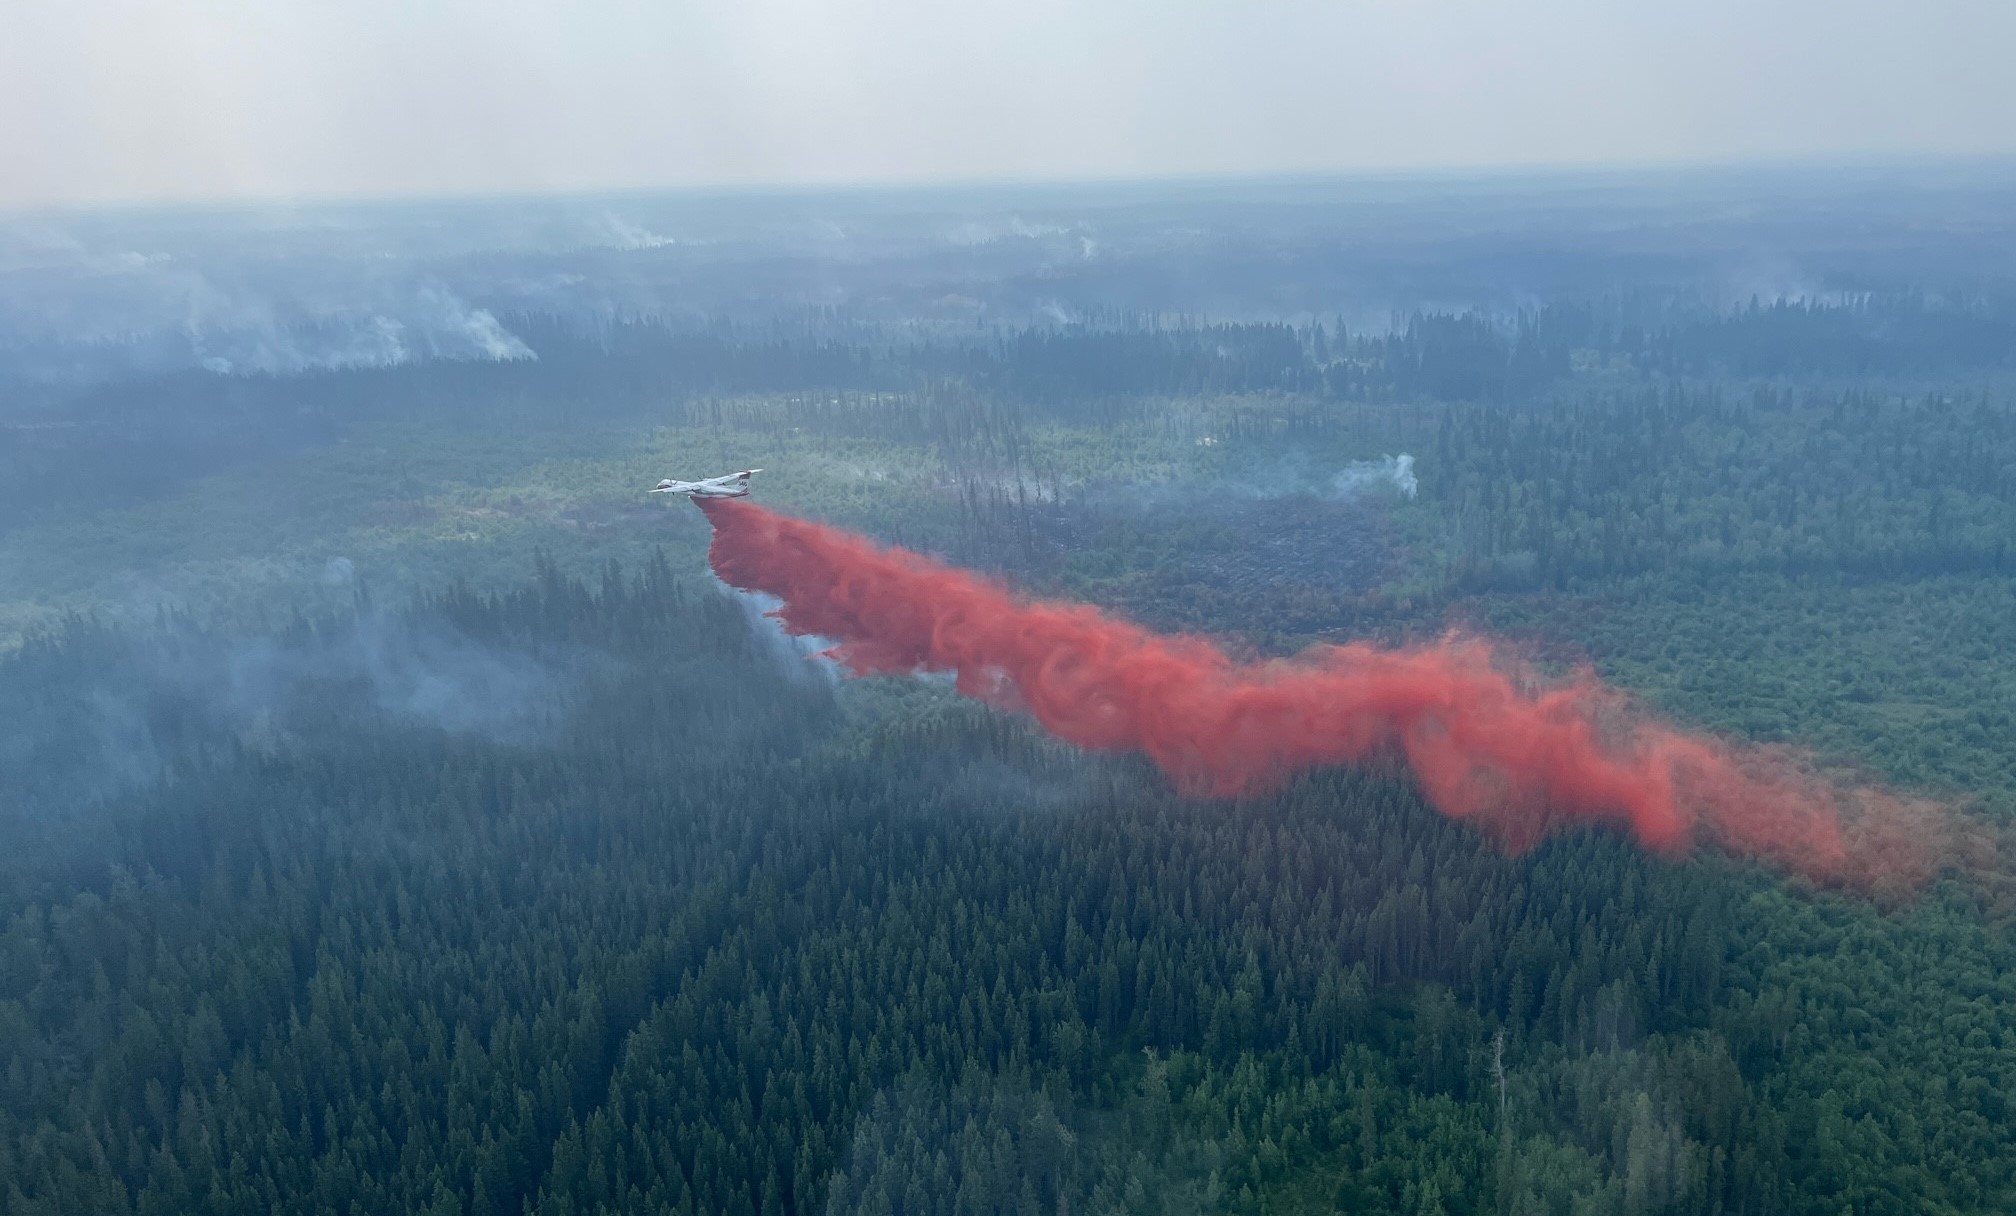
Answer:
698 499 1943 893
0 222 537 380
723 582 840 682
0 612 562 811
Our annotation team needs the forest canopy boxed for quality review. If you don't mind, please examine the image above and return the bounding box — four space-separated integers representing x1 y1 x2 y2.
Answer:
6 178 2016 1215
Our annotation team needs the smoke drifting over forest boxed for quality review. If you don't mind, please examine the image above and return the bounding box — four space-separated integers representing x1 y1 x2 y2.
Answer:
700 498 1945 893
724 584 840 683
15 165 2016 389
8 161 2016 1215
1334 453 1416 500
0 611 565 810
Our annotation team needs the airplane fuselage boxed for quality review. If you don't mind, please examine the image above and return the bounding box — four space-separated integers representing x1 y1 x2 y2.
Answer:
651 469 762 498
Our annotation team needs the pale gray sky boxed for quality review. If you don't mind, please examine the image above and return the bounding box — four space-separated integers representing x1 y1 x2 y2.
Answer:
6 0 2014 208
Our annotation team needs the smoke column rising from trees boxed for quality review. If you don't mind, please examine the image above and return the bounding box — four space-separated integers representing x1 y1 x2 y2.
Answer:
698 498 1943 893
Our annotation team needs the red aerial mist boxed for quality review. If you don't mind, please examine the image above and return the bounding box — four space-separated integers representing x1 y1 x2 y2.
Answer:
698 498 1942 892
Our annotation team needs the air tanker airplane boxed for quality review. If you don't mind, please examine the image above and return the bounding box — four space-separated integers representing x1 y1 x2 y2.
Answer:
650 470 762 498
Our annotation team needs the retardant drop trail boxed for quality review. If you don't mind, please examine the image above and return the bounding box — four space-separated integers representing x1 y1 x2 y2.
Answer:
698 498 1944 893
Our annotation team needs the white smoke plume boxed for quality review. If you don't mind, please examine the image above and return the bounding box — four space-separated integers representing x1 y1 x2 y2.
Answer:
186 283 534 374
724 583 840 683
1331 453 1417 500
0 219 536 380
590 212 678 251
1082 451 1420 514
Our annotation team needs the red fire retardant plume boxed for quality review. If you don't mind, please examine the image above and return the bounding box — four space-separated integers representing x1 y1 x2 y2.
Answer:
698 498 1942 891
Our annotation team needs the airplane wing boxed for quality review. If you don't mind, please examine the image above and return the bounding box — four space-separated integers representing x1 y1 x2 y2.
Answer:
698 469 762 495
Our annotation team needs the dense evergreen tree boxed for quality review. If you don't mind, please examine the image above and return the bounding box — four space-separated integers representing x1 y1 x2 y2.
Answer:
10 266 2016 1215
4 560 2011 1215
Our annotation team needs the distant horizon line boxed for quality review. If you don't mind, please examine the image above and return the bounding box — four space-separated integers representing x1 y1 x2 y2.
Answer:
10 149 2016 220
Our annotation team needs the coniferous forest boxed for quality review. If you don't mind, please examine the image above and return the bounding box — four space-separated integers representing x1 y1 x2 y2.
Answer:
5 175 2016 1215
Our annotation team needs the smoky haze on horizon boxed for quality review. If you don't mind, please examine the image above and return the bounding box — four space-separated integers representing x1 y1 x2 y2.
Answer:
5 0 2014 209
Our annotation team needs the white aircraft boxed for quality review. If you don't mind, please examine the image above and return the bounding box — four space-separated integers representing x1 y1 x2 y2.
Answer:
650 469 763 498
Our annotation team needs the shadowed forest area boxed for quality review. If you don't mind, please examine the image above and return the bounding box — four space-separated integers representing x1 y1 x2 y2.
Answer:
5 177 2016 1214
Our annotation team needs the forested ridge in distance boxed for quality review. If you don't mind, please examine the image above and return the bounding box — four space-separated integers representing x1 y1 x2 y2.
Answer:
5 182 2016 1215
